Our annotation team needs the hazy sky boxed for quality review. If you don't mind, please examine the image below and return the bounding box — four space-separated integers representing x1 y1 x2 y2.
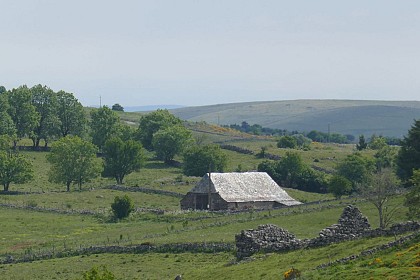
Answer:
1 1 420 107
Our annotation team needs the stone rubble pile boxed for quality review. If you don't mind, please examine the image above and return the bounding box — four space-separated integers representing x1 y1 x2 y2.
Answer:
235 224 305 259
235 205 419 259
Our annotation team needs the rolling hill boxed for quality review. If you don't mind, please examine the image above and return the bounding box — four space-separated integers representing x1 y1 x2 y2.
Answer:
170 99 420 138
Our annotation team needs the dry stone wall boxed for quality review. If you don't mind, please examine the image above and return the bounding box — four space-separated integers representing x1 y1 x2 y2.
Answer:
235 205 419 259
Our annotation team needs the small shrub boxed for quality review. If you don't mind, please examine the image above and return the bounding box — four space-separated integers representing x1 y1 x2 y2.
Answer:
111 195 134 219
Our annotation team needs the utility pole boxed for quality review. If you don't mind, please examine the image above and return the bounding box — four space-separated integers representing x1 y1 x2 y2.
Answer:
99 95 102 108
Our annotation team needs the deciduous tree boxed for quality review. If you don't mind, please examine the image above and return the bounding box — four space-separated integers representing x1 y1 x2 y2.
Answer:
257 153 327 192
56 90 87 137
102 137 144 184
7 86 40 145
137 109 182 150
90 106 121 150
336 153 374 190
111 103 124 112
361 168 400 229
328 175 352 198
183 144 227 177
152 125 193 163
47 136 101 191
30 84 59 148
0 150 33 191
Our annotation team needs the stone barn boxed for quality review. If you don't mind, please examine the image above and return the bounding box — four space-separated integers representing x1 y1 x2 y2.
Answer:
180 172 302 210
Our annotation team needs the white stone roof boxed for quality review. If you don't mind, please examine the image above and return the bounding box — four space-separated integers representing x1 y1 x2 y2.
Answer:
189 172 302 206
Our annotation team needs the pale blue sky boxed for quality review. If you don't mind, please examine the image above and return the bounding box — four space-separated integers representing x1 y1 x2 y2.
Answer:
1 0 420 107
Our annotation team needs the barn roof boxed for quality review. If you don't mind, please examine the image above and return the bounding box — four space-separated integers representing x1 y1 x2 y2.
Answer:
189 172 302 206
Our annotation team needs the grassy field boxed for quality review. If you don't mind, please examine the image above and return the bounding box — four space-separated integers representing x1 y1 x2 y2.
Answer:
1 121 418 279
1 234 417 279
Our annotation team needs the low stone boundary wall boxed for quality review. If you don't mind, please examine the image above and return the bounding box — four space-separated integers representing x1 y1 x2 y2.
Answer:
316 232 420 269
0 203 97 215
104 185 184 198
220 144 254 155
235 205 420 259
1 242 234 265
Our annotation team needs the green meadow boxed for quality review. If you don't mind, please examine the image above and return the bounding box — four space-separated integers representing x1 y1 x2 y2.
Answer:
0 123 418 279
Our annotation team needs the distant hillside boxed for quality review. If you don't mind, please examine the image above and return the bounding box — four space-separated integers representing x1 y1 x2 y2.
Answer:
125 105 184 112
170 100 420 138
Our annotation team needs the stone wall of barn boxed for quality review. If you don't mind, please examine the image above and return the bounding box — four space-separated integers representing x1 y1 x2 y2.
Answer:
180 193 229 210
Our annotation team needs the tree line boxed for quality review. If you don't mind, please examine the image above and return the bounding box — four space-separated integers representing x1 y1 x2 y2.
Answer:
0 85 227 192
0 84 418 224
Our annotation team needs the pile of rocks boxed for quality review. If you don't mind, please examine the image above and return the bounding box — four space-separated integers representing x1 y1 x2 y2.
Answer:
235 205 420 258
307 205 371 247
235 224 305 259
236 205 374 258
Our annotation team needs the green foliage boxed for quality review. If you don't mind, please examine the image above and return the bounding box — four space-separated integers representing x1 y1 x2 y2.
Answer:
30 84 60 147
368 135 387 150
336 153 375 190
111 195 134 219
102 137 144 184
291 133 312 148
328 175 352 198
183 144 228 177
111 103 124 112
0 135 13 151
56 90 87 137
47 136 101 191
81 265 115 280
404 169 420 219
0 93 16 138
6 85 40 143
0 150 33 191
152 125 194 163
258 152 327 192
356 135 368 151
277 135 297 149
137 109 182 150
277 152 306 187
374 145 397 171
119 125 136 141
396 119 420 183
0 110 16 138
90 106 121 150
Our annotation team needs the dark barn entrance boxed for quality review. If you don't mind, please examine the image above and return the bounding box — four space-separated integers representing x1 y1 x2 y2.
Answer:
195 194 208 210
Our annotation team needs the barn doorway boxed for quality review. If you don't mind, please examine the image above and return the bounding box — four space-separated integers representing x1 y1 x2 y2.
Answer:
195 194 209 210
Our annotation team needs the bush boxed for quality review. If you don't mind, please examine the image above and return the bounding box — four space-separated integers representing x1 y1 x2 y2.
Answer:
277 135 297 149
111 195 134 219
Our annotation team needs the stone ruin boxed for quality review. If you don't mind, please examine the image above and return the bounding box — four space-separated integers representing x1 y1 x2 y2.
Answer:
307 205 371 247
235 224 302 258
235 205 419 259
